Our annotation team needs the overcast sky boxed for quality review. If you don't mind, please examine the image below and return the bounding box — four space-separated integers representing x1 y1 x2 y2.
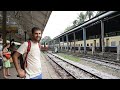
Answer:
42 11 85 39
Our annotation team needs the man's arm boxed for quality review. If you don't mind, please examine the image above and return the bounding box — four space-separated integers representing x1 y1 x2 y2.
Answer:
12 51 26 78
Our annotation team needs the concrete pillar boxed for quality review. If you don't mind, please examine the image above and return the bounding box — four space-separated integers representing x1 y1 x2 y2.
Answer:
70 41 72 51
73 32 76 53
52 40 54 51
48 41 50 50
79 45 81 53
24 31 27 41
92 46 95 55
62 36 64 50
101 20 105 55
58 38 60 52
50 41 52 50
54 40 56 52
66 34 69 51
117 45 120 61
2 11 7 47
83 28 86 54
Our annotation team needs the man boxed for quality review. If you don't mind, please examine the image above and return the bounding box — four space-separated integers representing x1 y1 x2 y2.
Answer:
13 27 42 79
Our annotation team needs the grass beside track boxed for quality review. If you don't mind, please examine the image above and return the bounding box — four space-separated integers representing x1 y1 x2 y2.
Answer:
57 53 80 62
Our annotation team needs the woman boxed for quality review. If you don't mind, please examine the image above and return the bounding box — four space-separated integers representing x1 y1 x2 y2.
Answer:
2 43 11 79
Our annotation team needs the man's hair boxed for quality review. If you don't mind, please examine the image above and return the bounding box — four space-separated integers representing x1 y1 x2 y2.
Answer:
31 27 42 34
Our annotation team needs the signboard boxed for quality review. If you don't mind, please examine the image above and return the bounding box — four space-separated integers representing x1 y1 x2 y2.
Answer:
0 25 18 33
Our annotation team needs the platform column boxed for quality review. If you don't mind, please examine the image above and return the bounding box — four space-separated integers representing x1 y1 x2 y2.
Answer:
101 20 105 55
73 32 76 53
24 31 27 41
83 28 86 54
2 11 7 47
62 36 64 51
66 34 69 51
117 45 120 61
58 38 60 52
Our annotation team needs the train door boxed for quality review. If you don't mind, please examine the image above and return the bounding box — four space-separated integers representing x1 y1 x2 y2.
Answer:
106 38 109 47
119 41 120 46
94 40 96 47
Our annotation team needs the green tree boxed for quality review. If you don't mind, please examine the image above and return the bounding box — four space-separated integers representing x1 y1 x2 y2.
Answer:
72 20 78 26
85 11 94 20
41 36 52 45
96 11 106 15
77 12 86 24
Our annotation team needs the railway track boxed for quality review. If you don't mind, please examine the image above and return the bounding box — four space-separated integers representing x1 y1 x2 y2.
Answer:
66 52 120 70
45 52 104 79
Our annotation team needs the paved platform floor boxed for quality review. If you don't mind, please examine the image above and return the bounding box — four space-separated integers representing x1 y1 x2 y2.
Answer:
0 52 60 79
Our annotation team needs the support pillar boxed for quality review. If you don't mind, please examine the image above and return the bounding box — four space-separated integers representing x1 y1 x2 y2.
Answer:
73 32 76 53
2 11 7 47
24 31 27 41
62 36 64 51
66 34 69 51
58 38 60 52
117 45 120 61
101 20 105 55
83 28 86 54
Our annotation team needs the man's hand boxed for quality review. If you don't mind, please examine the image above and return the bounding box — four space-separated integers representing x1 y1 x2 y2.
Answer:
18 69 26 78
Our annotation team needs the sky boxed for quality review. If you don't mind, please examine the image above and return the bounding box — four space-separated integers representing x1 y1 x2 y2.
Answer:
42 11 85 39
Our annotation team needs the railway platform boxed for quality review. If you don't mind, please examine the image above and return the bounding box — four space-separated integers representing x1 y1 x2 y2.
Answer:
0 52 60 79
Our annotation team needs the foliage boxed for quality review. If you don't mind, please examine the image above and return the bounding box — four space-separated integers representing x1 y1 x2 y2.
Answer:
41 36 52 45
63 11 104 33
85 11 94 20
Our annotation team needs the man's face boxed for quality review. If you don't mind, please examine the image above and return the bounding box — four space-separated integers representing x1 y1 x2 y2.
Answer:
32 30 42 42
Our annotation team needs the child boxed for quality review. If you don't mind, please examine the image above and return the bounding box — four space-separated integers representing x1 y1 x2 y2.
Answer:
2 43 11 79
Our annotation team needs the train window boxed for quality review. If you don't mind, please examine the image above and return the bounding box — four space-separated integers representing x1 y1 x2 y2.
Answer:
109 32 116 37
111 41 116 46
87 44 89 46
105 33 109 37
81 44 82 46
117 32 120 36
97 43 99 47
90 43 93 46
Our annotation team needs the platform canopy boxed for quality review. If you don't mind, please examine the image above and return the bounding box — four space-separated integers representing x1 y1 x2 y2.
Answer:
0 11 52 42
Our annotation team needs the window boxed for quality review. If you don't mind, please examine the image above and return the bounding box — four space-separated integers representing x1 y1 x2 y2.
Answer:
90 43 93 46
111 41 116 46
117 32 120 36
97 43 99 47
87 44 89 46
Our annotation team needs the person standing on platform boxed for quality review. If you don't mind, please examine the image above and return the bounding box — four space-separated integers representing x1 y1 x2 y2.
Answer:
13 27 42 79
2 43 11 79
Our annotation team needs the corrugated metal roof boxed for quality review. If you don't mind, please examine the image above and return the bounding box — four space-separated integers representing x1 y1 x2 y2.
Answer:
0 11 52 42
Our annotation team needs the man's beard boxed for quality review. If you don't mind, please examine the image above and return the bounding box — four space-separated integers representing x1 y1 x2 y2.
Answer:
34 37 41 42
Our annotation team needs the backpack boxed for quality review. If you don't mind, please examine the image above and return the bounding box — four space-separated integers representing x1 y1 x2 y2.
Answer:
23 40 40 70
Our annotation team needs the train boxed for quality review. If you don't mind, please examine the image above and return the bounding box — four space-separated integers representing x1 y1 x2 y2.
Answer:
53 31 120 53
6 31 120 53
40 44 49 51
